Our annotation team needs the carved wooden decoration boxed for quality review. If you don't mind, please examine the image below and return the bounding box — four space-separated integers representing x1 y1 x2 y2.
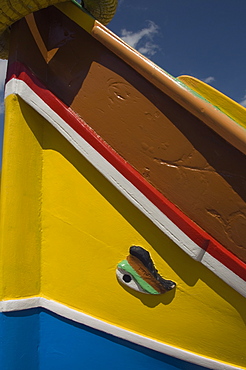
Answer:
117 246 176 294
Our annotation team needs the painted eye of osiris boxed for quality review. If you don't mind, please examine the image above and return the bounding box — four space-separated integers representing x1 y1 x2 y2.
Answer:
123 274 132 283
116 246 176 295
116 266 147 293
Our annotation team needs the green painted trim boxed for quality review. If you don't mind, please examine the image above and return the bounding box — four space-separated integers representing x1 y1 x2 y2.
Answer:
71 0 83 9
117 260 159 295
176 78 245 128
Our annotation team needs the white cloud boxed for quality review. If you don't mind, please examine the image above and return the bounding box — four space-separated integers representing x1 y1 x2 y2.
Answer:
0 60 7 90
239 94 246 107
138 42 159 56
202 76 215 84
120 21 160 56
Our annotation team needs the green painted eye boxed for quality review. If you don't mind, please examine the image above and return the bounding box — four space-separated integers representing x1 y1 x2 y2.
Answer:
116 247 176 295
116 263 153 294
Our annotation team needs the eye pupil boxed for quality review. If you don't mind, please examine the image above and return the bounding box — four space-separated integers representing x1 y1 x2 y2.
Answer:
123 274 132 283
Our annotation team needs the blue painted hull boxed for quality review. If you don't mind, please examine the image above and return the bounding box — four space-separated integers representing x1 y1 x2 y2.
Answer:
0 309 208 370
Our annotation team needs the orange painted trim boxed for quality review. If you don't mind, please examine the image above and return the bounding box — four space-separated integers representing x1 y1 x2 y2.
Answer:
91 22 246 156
6 62 246 289
25 14 59 63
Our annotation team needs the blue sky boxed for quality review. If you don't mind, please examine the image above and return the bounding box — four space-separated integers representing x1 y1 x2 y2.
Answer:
0 0 246 162
109 0 246 104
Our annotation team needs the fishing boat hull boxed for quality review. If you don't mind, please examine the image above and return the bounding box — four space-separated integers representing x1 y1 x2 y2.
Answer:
0 2 245 369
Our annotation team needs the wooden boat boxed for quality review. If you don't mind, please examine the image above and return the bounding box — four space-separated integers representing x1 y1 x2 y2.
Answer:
0 1 245 369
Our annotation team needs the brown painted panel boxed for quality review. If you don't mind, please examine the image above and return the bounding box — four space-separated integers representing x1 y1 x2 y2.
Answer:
8 6 246 262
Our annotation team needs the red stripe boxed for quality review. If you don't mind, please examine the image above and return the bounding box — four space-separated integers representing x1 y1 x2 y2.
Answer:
6 62 246 282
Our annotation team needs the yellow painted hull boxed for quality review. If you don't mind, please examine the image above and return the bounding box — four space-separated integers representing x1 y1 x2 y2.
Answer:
1 94 245 368
0 1 245 369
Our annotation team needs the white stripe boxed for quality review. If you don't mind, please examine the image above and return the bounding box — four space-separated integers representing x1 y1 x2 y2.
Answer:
0 297 244 370
4 79 246 298
4 79 202 260
202 252 246 296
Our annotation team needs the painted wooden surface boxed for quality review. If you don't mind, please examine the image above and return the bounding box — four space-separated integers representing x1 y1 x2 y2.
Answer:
1 91 245 369
0 310 39 368
0 0 117 58
0 309 208 370
6 3 246 283
0 2 245 370
178 75 246 129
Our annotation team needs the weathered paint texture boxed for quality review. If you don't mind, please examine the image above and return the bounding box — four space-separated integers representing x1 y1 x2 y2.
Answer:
8 5 246 263
0 0 117 58
0 3 245 370
1 95 245 368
